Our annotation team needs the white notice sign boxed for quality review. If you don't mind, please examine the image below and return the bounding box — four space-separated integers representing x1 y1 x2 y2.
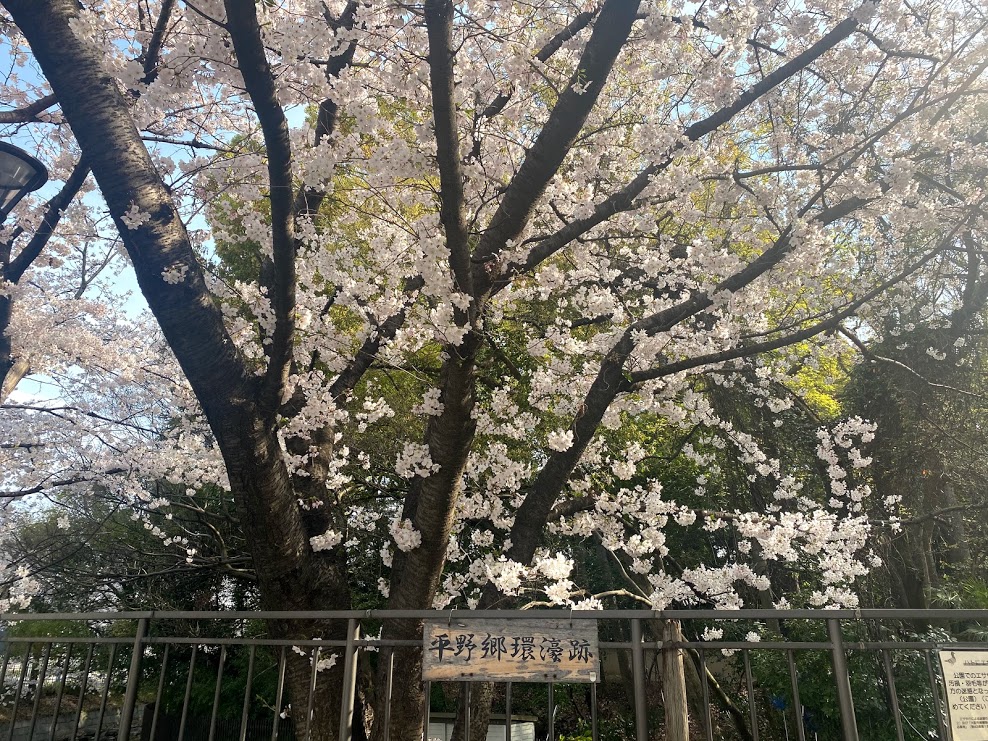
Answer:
939 650 988 740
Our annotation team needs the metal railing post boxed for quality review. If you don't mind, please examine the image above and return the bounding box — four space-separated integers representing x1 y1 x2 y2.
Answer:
631 618 648 741
27 642 51 741
337 618 359 741
382 649 394 740
827 618 859 741
118 617 148 741
422 680 431 741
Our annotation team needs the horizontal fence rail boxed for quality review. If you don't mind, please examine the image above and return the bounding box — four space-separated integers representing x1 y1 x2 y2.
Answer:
0 609 983 740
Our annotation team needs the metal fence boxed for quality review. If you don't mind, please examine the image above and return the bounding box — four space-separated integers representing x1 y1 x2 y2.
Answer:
0 608 984 741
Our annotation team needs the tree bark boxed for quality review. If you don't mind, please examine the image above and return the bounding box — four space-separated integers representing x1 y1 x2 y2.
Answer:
662 620 690 741
943 481 971 567
373 341 480 741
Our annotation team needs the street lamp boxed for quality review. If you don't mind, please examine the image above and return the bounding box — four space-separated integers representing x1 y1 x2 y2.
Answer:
0 141 48 222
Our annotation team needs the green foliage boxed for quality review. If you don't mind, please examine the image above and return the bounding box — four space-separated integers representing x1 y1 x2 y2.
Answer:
746 621 943 740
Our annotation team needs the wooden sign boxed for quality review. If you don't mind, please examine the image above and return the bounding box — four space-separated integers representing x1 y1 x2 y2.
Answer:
939 650 988 740
422 619 599 683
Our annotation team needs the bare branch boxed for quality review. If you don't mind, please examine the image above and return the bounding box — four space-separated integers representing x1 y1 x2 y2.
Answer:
857 27 939 61
839 327 988 404
897 501 988 527
0 469 126 498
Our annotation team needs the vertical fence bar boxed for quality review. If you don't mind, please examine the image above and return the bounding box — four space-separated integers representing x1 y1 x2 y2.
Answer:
119 616 149 741
94 643 117 741
0 651 9 699
207 645 227 741
71 643 94 741
743 649 760 741
271 646 286 741
422 680 431 741
49 644 72 741
305 646 319 741
337 619 359 741
178 645 197 741
925 650 948 740
238 645 256 741
464 681 472 741
7 642 32 741
547 681 554 741
591 681 599 741
0 651 8 740
826 618 859 741
505 681 512 741
786 649 806 741
27 641 52 741
699 648 714 741
631 619 648 741
881 649 905 741
150 644 170 741
382 649 394 741
0 652 8 740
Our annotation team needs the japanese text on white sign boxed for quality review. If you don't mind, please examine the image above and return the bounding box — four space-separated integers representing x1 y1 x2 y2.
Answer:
939 650 988 740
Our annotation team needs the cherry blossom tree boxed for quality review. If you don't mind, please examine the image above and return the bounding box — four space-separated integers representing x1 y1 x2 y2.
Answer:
1 0 987 738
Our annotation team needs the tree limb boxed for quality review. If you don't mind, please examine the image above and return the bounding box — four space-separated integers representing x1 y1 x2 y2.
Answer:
471 0 643 298
139 0 176 85
425 0 472 298
3 158 90 282
0 93 58 123
489 11 865 297
224 0 297 413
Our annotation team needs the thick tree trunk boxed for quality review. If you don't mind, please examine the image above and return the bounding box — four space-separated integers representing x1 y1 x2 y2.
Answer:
277 634 347 741
372 343 480 741
2 8 356 739
221 411 354 741
451 682 495 741
943 482 971 567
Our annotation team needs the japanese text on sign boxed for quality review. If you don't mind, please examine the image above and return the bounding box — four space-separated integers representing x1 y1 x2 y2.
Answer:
939 650 988 740
422 619 599 682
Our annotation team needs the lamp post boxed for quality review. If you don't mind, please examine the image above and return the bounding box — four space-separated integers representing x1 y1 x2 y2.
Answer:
0 141 48 222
